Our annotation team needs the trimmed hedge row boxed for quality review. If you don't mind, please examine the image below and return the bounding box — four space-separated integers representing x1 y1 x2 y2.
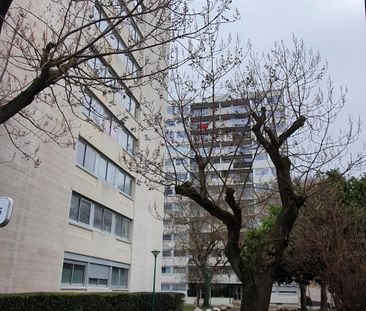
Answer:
0 292 184 311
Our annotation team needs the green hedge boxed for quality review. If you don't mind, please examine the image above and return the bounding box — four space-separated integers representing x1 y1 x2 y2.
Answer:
0 292 184 311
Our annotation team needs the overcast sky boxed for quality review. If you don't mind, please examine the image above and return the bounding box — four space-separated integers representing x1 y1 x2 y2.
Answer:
223 0 366 151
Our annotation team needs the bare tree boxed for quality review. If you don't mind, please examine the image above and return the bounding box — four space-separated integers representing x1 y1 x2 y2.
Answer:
126 34 364 311
0 0 237 163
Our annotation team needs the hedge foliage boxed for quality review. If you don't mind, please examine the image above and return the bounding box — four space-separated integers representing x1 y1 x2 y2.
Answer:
0 292 184 311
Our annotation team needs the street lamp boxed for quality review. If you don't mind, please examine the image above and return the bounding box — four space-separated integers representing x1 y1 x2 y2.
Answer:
151 250 160 311
227 273 232 305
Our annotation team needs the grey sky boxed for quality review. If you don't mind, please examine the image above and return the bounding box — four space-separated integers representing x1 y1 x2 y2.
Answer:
225 0 366 152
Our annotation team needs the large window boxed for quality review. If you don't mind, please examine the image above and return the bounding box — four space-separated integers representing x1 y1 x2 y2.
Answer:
61 262 85 286
112 267 128 288
82 91 136 153
115 214 130 240
61 255 129 289
94 5 141 78
87 57 139 117
69 192 132 241
162 266 171 274
75 139 133 197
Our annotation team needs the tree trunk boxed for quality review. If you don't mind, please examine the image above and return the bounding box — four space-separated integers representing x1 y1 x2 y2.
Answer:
320 282 328 311
240 271 274 311
196 283 200 307
300 283 308 311
202 270 211 308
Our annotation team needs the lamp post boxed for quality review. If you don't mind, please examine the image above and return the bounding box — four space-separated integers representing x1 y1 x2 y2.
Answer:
151 250 160 311
228 273 232 305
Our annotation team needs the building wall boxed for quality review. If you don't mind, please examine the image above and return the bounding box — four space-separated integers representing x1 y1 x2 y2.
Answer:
0 0 165 294
0 116 75 292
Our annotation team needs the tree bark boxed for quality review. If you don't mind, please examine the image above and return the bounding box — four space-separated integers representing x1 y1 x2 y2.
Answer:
240 271 274 311
196 283 200 307
0 68 61 124
300 283 308 311
202 269 211 308
320 281 328 311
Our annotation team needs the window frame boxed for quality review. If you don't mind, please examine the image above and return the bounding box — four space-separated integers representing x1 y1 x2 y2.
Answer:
69 192 132 241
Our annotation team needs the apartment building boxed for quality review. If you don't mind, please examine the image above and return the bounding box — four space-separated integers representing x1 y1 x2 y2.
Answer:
0 0 164 293
161 96 300 307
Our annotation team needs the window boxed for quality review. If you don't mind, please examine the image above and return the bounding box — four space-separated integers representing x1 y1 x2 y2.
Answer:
165 187 175 196
61 254 129 289
115 215 130 240
69 194 91 225
174 249 186 257
176 173 187 182
70 192 131 240
88 57 139 117
94 4 141 78
255 168 271 176
111 267 128 288
82 91 136 153
173 267 186 274
166 119 175 126
172 284 186 291
162 250 171 257
75 139 133 197
255 153 267 161
162 266 171 274
88 263 110 287
61 262 85 286
161 283 170 291
163 234 172 241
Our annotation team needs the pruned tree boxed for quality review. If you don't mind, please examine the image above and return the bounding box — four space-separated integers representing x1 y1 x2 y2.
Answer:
0 0 237 163
126 33 364 311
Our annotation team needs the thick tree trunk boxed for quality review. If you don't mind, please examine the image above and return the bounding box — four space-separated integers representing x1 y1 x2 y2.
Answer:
320 282 328 311
240 271 274 311
300 283 308 311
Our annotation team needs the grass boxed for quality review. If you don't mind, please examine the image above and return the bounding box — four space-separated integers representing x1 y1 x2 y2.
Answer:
182 306 196 311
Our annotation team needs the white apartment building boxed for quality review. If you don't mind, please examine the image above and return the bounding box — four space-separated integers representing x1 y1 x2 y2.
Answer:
161 96 300 307
0 0 164 294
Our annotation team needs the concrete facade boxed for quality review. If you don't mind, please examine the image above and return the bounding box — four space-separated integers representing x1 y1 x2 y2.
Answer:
0 0 164 294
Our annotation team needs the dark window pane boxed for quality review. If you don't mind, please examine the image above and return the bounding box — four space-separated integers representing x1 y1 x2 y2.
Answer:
119 269 128 288
115 215 123 238
103 210 112 233
106 163 116 185
61 263 72 284
84 145 96 172
79 199 91 225
72 265 85 285
69 194 79 221
97 157 107 180
122 218 129 239
111 267 119 287
115 170 125 192
124 175 131 195
75 141 86 166
93 205 103 230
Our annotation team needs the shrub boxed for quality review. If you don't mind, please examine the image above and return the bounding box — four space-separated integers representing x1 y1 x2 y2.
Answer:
0 292 184 311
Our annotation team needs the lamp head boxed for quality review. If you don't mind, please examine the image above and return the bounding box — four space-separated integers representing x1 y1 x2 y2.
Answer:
151 250 160 257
